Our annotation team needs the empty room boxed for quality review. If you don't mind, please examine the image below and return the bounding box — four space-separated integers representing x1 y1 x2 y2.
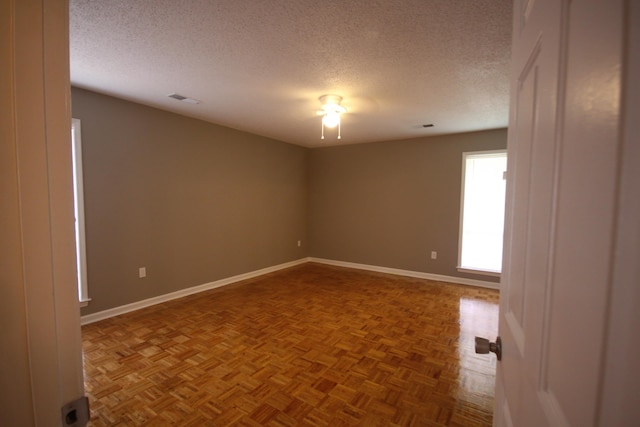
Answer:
2 1 637 426
69 1 510 424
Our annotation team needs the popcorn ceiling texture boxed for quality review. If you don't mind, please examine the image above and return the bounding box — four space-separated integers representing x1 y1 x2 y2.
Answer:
70 0 512 147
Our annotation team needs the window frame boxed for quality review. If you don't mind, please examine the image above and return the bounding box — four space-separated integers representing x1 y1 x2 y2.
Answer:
457 149 507 277
72 118 90 306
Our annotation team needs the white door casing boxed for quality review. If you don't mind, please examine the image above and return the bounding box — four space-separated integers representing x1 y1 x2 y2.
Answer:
0 0 85 425
597 2 640 424
496 0 636 426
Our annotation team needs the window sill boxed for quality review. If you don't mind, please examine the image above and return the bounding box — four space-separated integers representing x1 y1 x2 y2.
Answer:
456 267 501 278
79 298 91 308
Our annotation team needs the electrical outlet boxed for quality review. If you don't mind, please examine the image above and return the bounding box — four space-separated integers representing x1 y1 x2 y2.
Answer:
297 240 301 247
431 251 437 260
139 267 146 278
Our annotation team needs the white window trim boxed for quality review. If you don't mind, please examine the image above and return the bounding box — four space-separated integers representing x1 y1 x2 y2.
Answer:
457 149 507 276
72 118 90 307
457 267 501 278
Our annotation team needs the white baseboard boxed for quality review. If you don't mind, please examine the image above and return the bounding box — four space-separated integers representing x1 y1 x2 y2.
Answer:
81 257 499 325
309 257 501 290
80 258 309 325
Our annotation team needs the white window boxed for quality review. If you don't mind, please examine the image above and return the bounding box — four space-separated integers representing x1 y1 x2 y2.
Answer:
72 118 90 306
458 150 507 276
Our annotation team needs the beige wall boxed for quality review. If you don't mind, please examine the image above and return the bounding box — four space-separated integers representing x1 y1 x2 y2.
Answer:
73 88 308 315
308 129 507 282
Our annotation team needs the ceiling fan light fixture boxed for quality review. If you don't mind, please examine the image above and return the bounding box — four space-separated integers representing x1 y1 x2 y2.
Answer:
319 94 346 140
322 111 341 128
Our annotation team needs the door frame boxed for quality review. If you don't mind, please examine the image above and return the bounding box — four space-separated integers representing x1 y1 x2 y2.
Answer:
1 0 85 424
597 1 640 423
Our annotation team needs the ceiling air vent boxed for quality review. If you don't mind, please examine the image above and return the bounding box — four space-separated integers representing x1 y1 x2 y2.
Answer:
167 93 201 104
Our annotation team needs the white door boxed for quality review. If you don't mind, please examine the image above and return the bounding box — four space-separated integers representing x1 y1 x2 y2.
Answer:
493 0 634 425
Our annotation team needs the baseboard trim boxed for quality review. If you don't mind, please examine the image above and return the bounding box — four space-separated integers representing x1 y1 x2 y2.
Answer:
80 258 309 325
308 257 501 290
81 257 499 325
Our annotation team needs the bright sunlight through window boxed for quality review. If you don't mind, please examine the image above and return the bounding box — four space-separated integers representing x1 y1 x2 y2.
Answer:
458 150 507 275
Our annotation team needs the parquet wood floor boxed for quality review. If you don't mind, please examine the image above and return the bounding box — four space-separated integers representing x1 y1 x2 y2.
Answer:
82 263 499 426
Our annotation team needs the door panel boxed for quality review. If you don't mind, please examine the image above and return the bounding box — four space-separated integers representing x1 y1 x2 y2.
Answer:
500 0 563 425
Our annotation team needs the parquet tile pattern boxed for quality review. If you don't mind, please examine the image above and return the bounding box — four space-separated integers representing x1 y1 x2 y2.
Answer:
82 263 499 426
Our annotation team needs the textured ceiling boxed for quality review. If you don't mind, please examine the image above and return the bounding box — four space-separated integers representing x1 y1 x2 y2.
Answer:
70 0 512 147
